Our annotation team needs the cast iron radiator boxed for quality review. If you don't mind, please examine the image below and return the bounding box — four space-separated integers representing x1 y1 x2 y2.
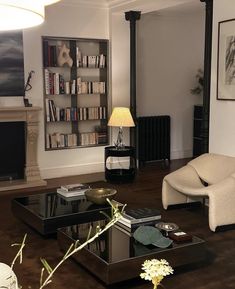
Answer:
137 115 170 166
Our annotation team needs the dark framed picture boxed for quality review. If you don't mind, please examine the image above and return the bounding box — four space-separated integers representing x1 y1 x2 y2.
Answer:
217 18 235 100
0 31 25 96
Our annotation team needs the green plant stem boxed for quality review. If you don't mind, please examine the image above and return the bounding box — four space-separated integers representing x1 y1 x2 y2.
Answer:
11 234 27 270
39 201 124 289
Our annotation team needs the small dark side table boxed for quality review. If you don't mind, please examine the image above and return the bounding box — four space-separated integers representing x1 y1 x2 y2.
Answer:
105 146 136 183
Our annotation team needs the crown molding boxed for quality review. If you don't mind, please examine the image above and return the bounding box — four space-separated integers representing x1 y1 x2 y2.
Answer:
58 0 137 9
59 0 109 9
58 0 201 13
107 0 137 9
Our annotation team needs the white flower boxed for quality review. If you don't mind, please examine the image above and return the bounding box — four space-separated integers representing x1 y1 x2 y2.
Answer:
140 259 173 281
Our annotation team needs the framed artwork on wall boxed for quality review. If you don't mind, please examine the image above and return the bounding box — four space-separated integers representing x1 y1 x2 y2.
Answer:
0 31 25 97
217 18 235 100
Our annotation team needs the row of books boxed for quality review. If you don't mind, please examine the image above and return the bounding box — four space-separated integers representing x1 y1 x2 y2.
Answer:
80 132 101 146
77 78 106 94
76 47 106 68
43 41 106 69
46 133 78 149
45 99 107 122
44 69 106 95
43 41 58 67
46 132 107 148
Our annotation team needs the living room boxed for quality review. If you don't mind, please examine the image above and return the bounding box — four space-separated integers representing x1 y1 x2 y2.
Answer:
0 0 235 289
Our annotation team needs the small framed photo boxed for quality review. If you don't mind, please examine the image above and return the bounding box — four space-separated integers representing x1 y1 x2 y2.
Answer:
217 18 235 100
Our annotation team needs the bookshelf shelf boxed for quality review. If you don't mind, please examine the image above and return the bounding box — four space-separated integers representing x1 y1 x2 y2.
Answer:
42 36 109 150
45 143 107 151
46 119 107 124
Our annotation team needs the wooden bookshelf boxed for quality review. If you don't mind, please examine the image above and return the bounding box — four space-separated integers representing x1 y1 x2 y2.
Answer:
42 36 109 150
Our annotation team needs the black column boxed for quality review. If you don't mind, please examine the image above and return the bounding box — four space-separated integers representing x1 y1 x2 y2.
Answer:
200 0 213 153
125 11 141 148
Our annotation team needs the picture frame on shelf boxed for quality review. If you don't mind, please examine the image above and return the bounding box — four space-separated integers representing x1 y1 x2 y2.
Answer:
217 18 235 100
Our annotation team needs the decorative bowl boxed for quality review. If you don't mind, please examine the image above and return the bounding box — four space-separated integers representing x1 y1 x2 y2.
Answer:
155 222 179 235
85 188 117 205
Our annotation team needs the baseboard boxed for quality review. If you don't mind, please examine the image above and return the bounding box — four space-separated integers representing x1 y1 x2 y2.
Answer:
40 162 105 179
40 159 129 179
171 149 192 160
40 152 191 179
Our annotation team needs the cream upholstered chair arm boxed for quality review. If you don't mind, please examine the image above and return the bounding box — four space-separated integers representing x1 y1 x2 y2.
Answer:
203 177 235 231
162 165 206 209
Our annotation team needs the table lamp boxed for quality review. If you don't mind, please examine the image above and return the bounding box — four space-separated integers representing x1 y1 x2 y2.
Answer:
108 107 135 148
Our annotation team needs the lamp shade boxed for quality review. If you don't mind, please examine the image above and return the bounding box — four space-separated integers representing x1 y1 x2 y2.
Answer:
0 0 44 30
108 107 135 127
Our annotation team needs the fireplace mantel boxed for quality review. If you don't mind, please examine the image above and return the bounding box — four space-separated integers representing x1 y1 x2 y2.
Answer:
0 106 46 192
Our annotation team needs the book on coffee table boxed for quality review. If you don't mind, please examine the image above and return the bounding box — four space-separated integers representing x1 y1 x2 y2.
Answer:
116 219 160 233
61 183 90 192
117 208 161 228
57 183 91 198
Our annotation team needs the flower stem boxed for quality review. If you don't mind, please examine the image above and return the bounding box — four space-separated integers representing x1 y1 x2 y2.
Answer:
39 201 124 289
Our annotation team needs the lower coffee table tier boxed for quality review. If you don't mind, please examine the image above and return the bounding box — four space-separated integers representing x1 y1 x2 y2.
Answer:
57 221 206 285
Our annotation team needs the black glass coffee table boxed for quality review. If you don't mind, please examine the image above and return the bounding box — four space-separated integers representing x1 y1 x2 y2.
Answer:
12 192 122 235
57 220 206 284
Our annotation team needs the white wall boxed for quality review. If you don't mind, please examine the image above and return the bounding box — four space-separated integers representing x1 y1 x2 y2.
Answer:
136 10 205 159
109 12 130 146
209 0 235 156
21 3 109 178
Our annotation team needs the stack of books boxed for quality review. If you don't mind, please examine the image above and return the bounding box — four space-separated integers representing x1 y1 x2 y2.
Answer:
57 183 90 198
116 208 161 233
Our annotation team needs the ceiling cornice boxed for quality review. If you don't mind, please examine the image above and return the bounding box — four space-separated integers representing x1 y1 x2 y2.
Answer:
58 0 201 14
107 0 137 9
59 0 109 9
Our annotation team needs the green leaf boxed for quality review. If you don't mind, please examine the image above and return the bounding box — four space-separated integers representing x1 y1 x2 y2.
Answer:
40 258 53 274
86 225 92 241
40 268 45 286
63 243 74 259
75 240 80 248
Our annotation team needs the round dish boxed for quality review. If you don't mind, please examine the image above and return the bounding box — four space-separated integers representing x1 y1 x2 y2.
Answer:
155 222 179 233
85 188 117 205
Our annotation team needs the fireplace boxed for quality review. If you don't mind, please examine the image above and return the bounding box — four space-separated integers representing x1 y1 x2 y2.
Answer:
0 121 25 181
0 107 46 191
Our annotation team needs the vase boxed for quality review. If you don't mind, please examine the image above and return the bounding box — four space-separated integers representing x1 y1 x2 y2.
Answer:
0 263 18 289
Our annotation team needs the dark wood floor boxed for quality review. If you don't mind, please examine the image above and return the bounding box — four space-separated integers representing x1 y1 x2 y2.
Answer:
0 159 235 289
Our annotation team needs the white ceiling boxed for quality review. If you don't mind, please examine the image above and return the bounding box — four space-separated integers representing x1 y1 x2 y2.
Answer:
59 0 202 14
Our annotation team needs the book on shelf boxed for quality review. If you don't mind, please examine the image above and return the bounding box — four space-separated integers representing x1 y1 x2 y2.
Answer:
47 133 78 149
118 208 161 228
43 40 58 67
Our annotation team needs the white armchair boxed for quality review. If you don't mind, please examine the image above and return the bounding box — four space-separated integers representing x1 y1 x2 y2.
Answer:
162 153 235 231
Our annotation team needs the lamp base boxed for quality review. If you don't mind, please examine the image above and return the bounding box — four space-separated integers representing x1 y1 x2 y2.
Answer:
114 127 124 149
